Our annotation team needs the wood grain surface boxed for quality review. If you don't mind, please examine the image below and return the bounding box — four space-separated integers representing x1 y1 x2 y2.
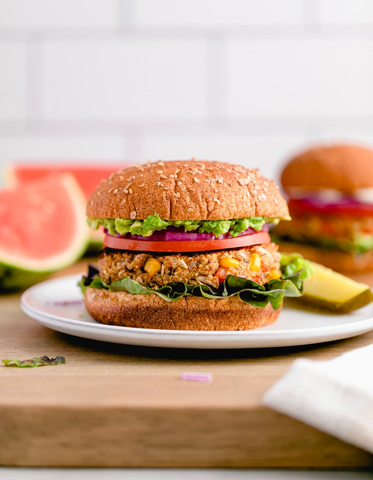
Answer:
0 260 373 468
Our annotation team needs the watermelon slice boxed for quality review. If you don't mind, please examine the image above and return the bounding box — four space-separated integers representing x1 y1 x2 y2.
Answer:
0 174 89 290
6 163 125 251
6 163 125 198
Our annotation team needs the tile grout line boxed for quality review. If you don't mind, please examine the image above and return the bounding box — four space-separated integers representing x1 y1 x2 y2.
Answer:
117 0 135 31
206 34 228 128
25 33 43 130
303 0 321 31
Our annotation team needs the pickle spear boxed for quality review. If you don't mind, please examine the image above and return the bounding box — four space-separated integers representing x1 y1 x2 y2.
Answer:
301 261 373 313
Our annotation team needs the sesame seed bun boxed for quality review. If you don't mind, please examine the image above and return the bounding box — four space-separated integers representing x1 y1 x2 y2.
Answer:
281 144 373 194
86 160 288 220
84 288 281 331
277 240 373 274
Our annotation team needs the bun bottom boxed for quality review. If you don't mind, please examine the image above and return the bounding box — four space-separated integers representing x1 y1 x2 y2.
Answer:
84 288 281 331
278 240 373 274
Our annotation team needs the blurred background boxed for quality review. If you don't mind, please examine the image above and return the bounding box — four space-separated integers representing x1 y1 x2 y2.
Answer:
1 0 373 183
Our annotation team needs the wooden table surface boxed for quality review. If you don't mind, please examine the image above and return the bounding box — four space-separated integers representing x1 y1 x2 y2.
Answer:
1 260 373 468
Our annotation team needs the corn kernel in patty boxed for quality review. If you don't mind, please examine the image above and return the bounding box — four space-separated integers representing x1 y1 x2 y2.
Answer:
144 258 161 276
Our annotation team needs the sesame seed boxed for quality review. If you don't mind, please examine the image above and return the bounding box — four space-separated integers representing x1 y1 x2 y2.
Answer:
158 161 164 166
194 177 200 183
119 176 124 181
130 211 136 219
113 189 118 194
139 184 145 187
123 189 128 194
160 174 167 180
177 181 182 186
156 170 163 174
214 198 220 204
129 188 133 194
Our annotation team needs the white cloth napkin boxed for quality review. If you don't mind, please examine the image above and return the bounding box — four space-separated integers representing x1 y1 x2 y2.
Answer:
263 345 373 454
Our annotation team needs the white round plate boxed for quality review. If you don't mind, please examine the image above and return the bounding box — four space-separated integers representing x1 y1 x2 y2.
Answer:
21 274 373 350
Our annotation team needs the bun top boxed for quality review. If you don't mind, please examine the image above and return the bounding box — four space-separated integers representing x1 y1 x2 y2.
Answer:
86 160 288 220
281 144 373 193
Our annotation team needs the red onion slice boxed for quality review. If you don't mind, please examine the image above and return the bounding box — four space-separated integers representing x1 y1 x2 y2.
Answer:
106 224 269 241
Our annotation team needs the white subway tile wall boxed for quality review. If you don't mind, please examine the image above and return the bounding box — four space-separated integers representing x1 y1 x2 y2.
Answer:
42 40 208 120
0 0 372 185
133 0 304 27
0 0 118 29
0 42 27 120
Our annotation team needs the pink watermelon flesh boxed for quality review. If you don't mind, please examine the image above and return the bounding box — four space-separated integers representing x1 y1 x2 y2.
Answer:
7 163 126 199
7 163 126 249
0 174 89 273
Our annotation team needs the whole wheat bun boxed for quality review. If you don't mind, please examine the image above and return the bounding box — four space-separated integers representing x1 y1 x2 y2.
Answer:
84 288 281 331
87 160 288 220
281 144 373 194
278 240 373 274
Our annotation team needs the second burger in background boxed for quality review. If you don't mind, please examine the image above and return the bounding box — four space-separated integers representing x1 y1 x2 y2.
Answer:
273 144 373 274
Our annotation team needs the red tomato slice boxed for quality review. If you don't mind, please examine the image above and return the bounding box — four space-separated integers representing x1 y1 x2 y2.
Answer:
104 231 271 253
289 199 373 216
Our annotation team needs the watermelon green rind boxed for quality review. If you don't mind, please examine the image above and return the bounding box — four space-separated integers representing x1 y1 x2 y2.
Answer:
0 264 50 291
0 174 90 289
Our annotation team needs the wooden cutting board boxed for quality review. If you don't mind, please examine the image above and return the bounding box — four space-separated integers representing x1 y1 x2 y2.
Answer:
1 260 373 468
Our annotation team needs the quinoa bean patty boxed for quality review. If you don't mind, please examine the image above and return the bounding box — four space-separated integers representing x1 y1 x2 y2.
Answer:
99 243 281 289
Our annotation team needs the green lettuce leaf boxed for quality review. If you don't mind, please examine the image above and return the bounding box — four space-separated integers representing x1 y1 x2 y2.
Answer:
80 254 311 310
115 218 133 235
2 356 66 368
87 214 283 238
198 220 231 237
230 217 267 236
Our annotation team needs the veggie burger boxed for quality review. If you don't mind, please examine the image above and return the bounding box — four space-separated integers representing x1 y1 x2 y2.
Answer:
274 144 373 274
80 160 310 330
